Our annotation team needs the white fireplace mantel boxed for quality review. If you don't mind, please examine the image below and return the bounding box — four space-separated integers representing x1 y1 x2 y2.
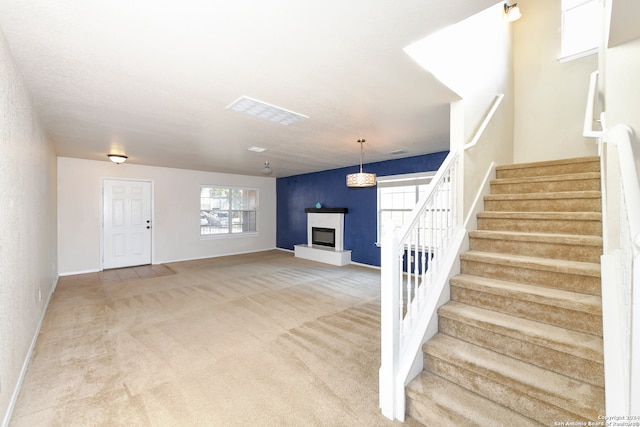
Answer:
294 208 351 266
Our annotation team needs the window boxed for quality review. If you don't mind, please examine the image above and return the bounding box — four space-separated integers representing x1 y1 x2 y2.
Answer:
200 187 258 236
376 172 435 244
560 0 601 62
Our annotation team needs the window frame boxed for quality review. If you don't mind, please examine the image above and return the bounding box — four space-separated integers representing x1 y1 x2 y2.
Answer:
376 171 436 246
200 185 259 238
559 0 601 63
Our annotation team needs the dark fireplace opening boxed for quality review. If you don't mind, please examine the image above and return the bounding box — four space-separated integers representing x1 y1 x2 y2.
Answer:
312 227 335 248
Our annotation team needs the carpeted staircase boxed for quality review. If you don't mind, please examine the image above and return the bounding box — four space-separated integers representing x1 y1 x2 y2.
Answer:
405 156 605 425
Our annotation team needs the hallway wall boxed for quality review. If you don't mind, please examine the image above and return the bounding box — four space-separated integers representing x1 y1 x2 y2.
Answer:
0 29 58 424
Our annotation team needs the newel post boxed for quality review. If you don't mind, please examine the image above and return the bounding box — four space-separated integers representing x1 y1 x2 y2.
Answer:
379 220 404 420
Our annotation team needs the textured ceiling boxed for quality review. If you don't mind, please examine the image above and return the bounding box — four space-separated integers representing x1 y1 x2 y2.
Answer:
0 0 499 177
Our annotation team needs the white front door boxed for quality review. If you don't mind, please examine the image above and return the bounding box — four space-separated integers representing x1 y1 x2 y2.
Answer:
103 179 152 269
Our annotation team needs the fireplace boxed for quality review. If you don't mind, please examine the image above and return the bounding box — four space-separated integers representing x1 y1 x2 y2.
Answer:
294 207 351 266
312 227 335 248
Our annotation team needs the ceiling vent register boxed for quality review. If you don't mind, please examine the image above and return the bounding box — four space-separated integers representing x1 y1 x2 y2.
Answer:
226 96 309 126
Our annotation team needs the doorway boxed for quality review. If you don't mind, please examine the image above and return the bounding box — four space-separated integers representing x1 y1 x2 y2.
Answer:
102 179 152 269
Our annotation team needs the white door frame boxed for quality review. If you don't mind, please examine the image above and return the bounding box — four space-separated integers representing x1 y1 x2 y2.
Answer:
101 178 154 270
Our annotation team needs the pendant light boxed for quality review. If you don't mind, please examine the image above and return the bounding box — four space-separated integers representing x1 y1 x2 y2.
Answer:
346 139 376 187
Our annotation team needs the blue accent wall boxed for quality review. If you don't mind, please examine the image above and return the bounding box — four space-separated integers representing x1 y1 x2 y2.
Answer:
276 151 448 266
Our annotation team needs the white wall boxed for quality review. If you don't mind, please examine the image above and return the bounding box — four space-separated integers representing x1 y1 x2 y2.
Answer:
456 3 514 219
604 36 640 169
405 3 515 219
405 3 512 142
58 157 277 274
0 30 58 424
513 0 599 162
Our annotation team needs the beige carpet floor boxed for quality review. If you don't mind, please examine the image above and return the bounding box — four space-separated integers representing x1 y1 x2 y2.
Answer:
10 250 413 427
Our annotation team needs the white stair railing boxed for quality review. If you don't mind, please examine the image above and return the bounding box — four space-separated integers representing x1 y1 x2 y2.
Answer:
582 67 639 415
600 124 640 416
379 93 504 421
379 149 462 421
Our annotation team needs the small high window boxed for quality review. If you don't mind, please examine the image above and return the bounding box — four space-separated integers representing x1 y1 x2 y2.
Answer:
200 187 258 236
560 0 601 62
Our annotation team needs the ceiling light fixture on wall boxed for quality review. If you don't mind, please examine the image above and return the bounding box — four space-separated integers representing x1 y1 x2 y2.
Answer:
346 139 376 187
261 161 273 175
107 154 128 164
504 3 522 22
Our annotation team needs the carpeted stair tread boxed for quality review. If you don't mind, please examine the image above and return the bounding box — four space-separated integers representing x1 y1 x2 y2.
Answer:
450 274 601 315
476 211 602 236
439 302 604 386
460 250 601 296
406 371 543 426
468 230 602 262
490 172 601 194
469 229 602 246
492 171 601 185
477 211 602 221
478 211 602 221
438 301 603 363
484 191 601 213
460 250 600 277
495 156 600 179
451 275 602 336
496 156 600 169
485 190 601 202
423 334 605 422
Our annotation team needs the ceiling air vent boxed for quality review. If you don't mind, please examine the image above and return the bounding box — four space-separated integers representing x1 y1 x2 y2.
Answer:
226 96 309 126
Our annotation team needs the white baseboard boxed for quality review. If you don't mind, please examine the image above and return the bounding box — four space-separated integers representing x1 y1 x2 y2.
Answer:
2 277 58 427
350 260 380 270
59 268 100 276
275 247 294 253
162 247 281 264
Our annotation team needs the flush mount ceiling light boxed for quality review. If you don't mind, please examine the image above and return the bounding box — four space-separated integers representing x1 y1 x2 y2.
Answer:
226 96 309 126
261 161 273 176
107 154 128 164
247 146 267 153
346 139 376 188
504 3 522 22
